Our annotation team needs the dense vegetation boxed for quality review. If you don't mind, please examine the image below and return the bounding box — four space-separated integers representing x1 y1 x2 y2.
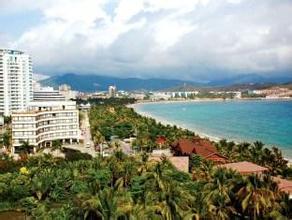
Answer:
0 99 291 219
89 104 195 151
0 151 291 219
89 103 291 178
75 98 136 106
216 140 292 177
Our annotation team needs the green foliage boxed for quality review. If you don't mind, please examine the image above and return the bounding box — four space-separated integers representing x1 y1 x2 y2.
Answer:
75 97 136 106
216 139 289 176
0 101 291 219
0 152 290 218
63 148 93 161
52 140 62 151
1 131 11 148
89 104 195 151
3 116 11 125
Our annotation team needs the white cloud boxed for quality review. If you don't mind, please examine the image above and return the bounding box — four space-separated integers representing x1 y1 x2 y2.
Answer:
1 0 291 79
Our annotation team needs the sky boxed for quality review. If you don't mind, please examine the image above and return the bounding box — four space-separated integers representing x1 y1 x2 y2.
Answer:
0 0 292 81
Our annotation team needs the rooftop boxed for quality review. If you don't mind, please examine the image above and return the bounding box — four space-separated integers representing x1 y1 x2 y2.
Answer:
219 161 268 174
273 177 292 196
172 138 227 164
149 156 189 172
0 49 24 55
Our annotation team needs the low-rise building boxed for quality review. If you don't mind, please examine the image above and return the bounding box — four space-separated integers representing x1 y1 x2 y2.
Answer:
149 156 189 172
33 86 65 101
151 92 171 100
129 93 146 100
273 177 292 198
219 161 292 198
219 161 268 175
12 101 79 153
172 138 228 164
59 84 78 100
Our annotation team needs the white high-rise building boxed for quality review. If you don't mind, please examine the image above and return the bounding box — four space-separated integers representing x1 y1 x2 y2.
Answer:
0 49 33 116
108 85 117 98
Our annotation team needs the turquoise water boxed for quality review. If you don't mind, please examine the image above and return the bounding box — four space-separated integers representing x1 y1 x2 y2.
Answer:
135 100 292 158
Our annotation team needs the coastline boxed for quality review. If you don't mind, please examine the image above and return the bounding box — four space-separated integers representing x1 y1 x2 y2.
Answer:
134 97 292 105
128 101 292 165
130 103 221 142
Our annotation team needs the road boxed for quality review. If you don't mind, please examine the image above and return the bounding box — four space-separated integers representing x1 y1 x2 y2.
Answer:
63 110 97 157
80 111 94 148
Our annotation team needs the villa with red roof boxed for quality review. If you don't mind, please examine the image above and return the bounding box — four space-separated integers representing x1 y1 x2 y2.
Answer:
219 161 268 175
219 161 292 197
172 138 228 164
273 177 292 198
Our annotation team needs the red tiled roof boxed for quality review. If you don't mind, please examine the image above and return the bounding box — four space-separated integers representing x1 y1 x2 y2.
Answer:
149 156 189 172
273 177 292 195
156 136 167 145
174 139 195 154
172 138 227 163
219 161 268 175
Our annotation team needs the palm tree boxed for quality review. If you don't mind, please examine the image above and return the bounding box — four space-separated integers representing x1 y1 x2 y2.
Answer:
52 140 63 151
236 175 276 219
250 141 264 163
78 188 132 220
19 140 34 154
2 131 11 149
203 168 238 219
93 131 105 145
31 169 53 201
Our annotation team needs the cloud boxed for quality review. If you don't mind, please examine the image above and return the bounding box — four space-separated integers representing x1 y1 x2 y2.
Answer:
1 0 292 80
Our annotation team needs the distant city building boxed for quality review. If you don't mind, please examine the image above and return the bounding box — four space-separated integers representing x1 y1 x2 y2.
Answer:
59 84 71 91
129 93 146 100
33 81 42 91
108 85 117 98
59 84 77 100
234 91 242 99
151 92 171 100
171 91 199 98
0 49 33 116
79 103 91 111
253 88 292 98
12 101 79 153
33 86 65 101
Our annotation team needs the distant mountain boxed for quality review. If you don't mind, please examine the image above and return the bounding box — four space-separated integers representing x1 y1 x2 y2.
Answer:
208 73 292 86
40 73 292 92
40 73 200 92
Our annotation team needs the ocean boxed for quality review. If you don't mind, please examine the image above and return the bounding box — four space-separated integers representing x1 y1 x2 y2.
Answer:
133 100 292 158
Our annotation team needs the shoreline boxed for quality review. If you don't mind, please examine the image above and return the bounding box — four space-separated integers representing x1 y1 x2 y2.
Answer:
134 97 292 105
128 102 292 165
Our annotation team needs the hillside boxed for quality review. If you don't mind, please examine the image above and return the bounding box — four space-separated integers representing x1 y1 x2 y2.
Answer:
40 73 200 92
40 73 292 92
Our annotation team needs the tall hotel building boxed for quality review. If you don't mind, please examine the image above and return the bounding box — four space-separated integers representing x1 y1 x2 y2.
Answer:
0 49 33 116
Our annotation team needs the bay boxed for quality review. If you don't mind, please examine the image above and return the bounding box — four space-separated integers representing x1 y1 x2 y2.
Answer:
134 100 292 158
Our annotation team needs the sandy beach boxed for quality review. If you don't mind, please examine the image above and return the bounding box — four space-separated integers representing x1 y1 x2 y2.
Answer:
128 102 292 166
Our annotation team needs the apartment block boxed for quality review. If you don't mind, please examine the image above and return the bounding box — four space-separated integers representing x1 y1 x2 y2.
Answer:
0 49 33 116
12 101 79 152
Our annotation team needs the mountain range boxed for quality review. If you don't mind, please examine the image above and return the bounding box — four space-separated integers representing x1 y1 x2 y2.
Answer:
40 73 292 92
